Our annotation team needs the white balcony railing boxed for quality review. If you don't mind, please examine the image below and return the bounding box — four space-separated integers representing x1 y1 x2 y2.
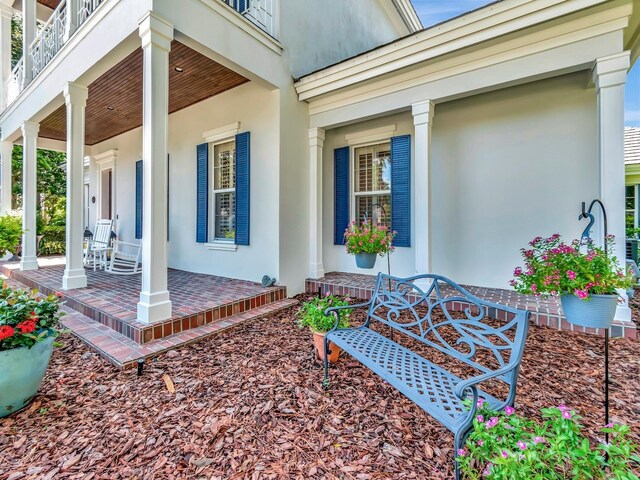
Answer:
6 0 105 105
222 0 276 38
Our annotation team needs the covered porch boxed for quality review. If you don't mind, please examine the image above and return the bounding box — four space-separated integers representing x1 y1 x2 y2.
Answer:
1 257 294 368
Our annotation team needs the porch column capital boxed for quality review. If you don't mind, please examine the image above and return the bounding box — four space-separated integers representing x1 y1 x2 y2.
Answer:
0 0 13 19
21 121 39 138
592 52 630 90
412 100 434 126
139 12 174 51
64 82 89 107
308 127 325 148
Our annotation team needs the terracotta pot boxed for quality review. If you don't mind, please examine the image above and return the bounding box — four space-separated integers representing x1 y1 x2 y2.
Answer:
312 331 341 363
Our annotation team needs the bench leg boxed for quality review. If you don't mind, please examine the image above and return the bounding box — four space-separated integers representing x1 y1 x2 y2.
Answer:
322 337 330 391
454 428 471 480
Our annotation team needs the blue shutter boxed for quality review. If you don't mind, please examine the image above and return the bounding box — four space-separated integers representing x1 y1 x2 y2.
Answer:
235 132 250 246
391 135 411 247
135 160 143 240
237 0 247 12
196 143 209 243
334 146 350 245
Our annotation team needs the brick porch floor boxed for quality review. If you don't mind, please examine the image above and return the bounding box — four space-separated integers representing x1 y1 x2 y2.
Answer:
306 271 637 339
0 258 296 368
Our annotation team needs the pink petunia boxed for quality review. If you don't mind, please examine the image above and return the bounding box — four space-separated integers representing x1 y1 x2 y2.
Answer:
517 441 527 450
504 406 515 416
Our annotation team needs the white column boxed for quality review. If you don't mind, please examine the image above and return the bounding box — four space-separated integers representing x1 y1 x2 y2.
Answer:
64 0 78 41
20 121 38 271
0 0 13 110
309 127 325 279
412 100 434 288
62 83 88 290
22 0 36 86
0 140 12 215
592 52 631 322
136 12 173 323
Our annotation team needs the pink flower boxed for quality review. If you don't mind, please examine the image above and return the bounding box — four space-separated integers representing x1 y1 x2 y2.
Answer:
517 441 527 450
457 449 466 457
574 289 588 300
566 270 576 280
482 464 493 477
562 410 572 420
477 415 485 423
533 436 545 444
530 284 537 293
477 440 484 447
605 422 615 428
504 406 515 416
477 398 485 408
513 267 522 276
501 451 508 459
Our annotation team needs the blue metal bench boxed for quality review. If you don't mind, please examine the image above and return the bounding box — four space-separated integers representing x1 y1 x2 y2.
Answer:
323 273 530 478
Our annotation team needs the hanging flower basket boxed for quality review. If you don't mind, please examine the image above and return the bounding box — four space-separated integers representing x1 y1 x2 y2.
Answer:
560 294 618 329
344 220 395 270
510 234 633 329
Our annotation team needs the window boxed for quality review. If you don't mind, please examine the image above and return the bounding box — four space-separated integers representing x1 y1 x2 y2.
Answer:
211 140 236 241
626 185 637 233
353 142 391 227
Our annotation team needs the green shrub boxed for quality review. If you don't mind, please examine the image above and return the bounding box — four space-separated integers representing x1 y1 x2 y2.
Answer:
39 225 65 256
297 293 351 333
0 214 23 257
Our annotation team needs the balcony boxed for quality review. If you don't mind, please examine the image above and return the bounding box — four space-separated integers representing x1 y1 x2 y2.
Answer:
6 0 276 106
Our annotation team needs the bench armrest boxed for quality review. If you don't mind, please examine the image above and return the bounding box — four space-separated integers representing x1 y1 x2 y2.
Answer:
324 300 372 332
453 362 521 408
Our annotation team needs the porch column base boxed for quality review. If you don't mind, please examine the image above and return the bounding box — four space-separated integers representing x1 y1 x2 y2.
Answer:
614 303 632 323
20 257 38 271
137 291 172 323
308 262 325 279
62 268 87 290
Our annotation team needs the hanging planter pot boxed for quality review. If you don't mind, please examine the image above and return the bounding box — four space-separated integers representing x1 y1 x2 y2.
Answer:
560 294 618 329
355 253 377 269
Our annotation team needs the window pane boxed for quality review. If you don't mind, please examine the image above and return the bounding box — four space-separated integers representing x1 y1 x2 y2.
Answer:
356 194 391 228
214 141 235 190
355 143 391 193
215 192 236 240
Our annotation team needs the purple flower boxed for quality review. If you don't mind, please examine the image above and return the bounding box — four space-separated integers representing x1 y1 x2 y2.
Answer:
533 436 545 444
477 415 485 423
477 440 484 447
558 404 568 411
489 417 499 427
504 406 515 416
517 441 527 450
566 270 577 280
325 291 331 297
501 451 509 459
482 464 493 477
562 410 572 420
605 422 615 428
477 398 485 408
457 448 466 457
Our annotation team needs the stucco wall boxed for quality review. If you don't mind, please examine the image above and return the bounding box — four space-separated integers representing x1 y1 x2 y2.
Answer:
322 72 599 289
280 0 405 79
88 81 282 284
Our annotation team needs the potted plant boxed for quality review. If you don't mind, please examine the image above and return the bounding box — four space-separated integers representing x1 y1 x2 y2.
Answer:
344 219 395 269
297 292 351 363
458 402 640 479
511 234 634 329
0 284 64 417
0 214 24 260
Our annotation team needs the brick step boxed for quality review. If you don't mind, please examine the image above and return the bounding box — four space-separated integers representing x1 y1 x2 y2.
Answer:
62 298 298 369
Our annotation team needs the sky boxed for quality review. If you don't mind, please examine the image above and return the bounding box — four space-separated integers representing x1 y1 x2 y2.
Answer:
411 0 640 127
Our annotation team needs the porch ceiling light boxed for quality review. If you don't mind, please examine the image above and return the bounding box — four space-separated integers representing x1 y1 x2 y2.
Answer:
174 66 184 72
106 106 115 111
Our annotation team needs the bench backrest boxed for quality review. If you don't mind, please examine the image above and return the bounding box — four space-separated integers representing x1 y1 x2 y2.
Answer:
366 273 529 376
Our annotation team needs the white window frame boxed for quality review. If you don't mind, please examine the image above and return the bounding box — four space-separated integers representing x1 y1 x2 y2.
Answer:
626 184 639 232
350 140 392 226
207 138 237 249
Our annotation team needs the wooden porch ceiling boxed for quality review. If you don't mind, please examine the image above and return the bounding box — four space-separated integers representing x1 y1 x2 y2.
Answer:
39 41 249 145
37 0 60 9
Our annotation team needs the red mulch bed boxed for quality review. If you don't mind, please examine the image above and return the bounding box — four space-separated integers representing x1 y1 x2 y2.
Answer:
1 295 639 479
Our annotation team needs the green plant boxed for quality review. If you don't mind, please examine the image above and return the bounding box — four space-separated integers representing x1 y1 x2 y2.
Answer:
459 402 640 479
627 227 640 239
297 293 351 333
39 225 66 256
510 234 634 300
0 214 23 258
0 284 64 351
344 219 396 256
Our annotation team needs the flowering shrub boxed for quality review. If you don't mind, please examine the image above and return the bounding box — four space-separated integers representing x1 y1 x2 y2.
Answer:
459 402 640 479
297 293 351 333
510 234 634 300
0 214 23 258
344 220 396 256
0 284 64 351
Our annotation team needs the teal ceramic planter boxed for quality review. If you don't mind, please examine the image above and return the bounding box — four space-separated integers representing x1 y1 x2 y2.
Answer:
560 294 618 329
355 253 377 269
0 337 54 418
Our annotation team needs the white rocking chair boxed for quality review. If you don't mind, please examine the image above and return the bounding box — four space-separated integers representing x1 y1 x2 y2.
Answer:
84 219 113 271
107 240 141 275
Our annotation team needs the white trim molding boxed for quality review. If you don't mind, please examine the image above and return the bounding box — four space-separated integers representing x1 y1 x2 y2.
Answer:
206 241 238 252
345 124 397 145
203 122 240 143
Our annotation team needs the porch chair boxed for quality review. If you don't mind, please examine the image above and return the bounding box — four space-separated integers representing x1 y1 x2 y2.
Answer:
84 219 113 271
107 240 141 275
